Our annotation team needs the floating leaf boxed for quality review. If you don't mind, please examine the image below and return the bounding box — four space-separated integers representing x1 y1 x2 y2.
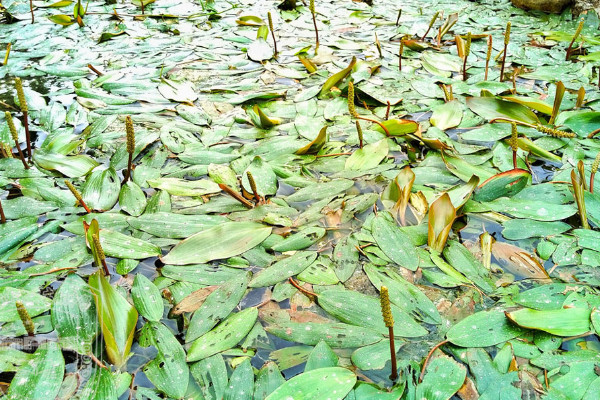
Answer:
430 100 463 130
51 274 98 354
466 97 540 125
446 310 525 347
162 222 272 265
474 168 530 202
265 367 356 400
6 342 64 400
131 274 163 322
318 288 427 337
187 308 258 362
265 321 383 348
250 251 317 288
140 322 189 399
187 272 250 342
372 214 420 270
345 139 389 170
506 307 591 336
416 355 466 400
373 119 419 136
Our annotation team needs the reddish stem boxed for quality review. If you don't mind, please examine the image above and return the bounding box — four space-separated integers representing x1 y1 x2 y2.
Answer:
22 111 32 162
388 326 398 380
419 340 448 383
0 200 5 224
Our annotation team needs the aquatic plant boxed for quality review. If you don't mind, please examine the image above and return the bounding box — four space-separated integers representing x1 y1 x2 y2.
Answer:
500 22 511 82
380 286 398 381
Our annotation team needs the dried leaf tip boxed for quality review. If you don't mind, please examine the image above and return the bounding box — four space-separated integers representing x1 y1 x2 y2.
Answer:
347 81 358 117
380 286 394 328
16 301 35 336
504 22 511 45
15 78 27 112
5 111 18 142
125 115 135 154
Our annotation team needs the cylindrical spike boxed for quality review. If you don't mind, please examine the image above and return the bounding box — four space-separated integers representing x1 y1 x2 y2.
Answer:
380 286 394 328
16 301 35 336
15 78 27 113
347 81 358 117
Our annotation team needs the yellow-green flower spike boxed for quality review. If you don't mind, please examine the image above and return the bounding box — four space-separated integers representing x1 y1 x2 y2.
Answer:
268 11 274 32
535 124 576 138
246 171 260 202
15 78 27 113
309 0 315 14
5 112 18 142
465 32 472 58
510 122 518 151
356 120 363 147
348 81 358 117
380 286 394 328
1 142 13 158
504 22 511 45
573 18 584 42
16 301 35 336
92 233 105 262
125 115 135 155
65 180 84 204
592 151 600 175
486 35 493 61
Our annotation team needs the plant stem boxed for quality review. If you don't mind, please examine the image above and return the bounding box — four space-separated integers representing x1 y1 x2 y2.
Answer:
484 35 492 81
3 43 10 66
356 121 363 149
356 116 390 136
388 326 398 380
268 12 278 56
398 39 404 72
500 22 511 82
14 139 29 170
385 101 391 120
0 199 5 224
421 11 439 40
566 18 584 61
312 12 319 51
88 64 103 76
419 340 448 383
288 277 317 298
123 152 133 184
21 111 32 162
218 183 254 208
396 9 401 26
29 0 34 23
